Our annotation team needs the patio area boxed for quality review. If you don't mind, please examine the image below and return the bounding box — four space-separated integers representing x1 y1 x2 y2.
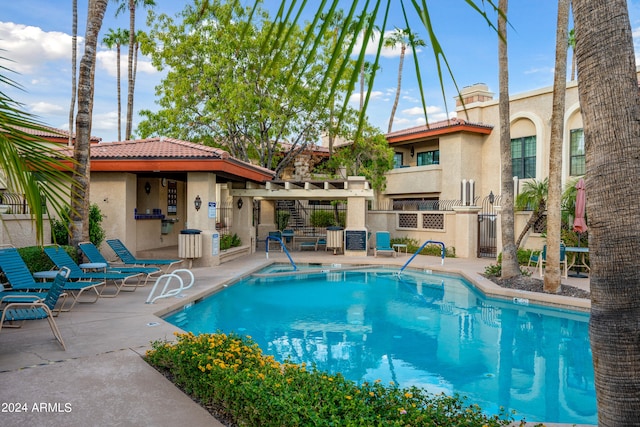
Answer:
0 249 591 426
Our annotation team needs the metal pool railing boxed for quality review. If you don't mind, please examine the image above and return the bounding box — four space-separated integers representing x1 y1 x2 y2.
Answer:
399 240 446 274
265 236 297 271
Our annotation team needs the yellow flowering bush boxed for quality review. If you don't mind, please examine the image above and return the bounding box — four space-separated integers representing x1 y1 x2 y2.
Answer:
146 332 530 426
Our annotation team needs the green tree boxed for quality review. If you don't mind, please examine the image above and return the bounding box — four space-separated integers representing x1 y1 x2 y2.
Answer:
544 0 570 293
71 0 109 248
514 178 548 249
139 1 359 178
102 27 129 141
573 1 640 423
497 0 520 279
243 1 640 419
112 0 156 140
324 122 393 192
68 0 78 147
0 62 78 242
384 28 426 133
568 28 576 81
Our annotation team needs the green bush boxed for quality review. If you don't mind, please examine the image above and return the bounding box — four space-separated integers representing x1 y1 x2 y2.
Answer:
50 204 106 247
390 236 456 258
17 245 78 273
276 211 290 231
309 210 335 227
146 332 516 427
220 234 242 250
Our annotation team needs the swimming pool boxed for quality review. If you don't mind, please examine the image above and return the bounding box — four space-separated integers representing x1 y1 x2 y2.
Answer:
164 266 596 425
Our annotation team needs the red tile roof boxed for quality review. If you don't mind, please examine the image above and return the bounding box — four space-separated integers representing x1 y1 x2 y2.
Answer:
87 137 230 159
386 118 493 143
54 137 275 182
7 125 102 142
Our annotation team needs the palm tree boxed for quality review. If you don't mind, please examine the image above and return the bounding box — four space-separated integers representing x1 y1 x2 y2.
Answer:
497 0 520 278
0 64 78 242
102 28 129 141
573 0 640 423
71 0 109 248
257 1 640 419
514 179 548 249
68 0 78 147
544 0 570 293
384 28 425 133
113 0 156 140
568 28 576 81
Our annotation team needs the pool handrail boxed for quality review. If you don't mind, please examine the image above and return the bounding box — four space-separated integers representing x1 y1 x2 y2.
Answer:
265 236 297 271
399 240 446 274
145 269 195 304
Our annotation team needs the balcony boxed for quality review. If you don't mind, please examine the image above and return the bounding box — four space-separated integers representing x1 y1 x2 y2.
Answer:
385 165 442 195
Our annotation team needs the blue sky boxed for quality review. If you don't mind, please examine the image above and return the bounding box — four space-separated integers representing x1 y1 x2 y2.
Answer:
2 1 640 143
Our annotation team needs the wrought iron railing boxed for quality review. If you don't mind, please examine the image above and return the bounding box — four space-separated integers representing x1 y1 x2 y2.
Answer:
0 192 30 214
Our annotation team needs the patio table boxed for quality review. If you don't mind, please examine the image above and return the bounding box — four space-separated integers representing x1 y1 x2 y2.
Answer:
565 246 589 277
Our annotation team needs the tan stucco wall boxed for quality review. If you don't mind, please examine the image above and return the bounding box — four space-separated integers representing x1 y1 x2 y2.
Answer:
0 214 51 248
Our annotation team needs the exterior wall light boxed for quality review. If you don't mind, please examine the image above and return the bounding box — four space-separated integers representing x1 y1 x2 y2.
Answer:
194 195 202 211
144 182 151 195
237 198 243 210
410 146 415 158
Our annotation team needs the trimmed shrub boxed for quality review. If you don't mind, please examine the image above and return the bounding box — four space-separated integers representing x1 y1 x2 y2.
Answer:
146 332 516 427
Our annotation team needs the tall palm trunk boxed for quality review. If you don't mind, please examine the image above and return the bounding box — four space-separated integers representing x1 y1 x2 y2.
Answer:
544 0 569 293
125 0 135 140
573 0 640 423
498 0 519 278
68 0 77 147
116 43 122 141
71 0 108 248
387 44 405 133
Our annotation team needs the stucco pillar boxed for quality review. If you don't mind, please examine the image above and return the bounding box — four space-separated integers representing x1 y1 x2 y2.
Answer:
257 200 276 244
452 206 482 258
186 172 220 267
233 196 255 253
344 176 369 257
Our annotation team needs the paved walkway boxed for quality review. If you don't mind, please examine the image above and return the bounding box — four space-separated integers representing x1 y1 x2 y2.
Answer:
0 250 592 426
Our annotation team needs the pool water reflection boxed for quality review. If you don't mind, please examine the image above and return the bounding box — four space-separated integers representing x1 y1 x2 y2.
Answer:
164 267 596 424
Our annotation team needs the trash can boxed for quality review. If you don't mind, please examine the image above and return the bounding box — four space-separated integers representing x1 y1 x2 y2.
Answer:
179 229 202 259
326 226 344 255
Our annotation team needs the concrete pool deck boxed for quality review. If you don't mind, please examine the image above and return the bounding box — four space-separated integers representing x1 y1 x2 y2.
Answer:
0 249 593 426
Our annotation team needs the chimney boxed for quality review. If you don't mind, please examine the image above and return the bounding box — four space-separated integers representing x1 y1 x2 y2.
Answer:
455 83 494 107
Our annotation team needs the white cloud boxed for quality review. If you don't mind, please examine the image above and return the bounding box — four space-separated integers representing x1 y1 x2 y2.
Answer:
352 29 421 59
0 22 82 73
97 49 157 78
401 105 443 116
348 90 385 105
29 101 65 115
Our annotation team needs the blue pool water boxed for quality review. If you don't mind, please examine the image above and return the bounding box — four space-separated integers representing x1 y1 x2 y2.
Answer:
164 266 596 424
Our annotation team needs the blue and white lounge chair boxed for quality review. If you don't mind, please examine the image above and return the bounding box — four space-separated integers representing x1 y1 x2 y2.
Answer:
106 239 182 272
0 246 102 311
374 231 396 257
79 241 161 284
44 246 144 297
0 267 71 350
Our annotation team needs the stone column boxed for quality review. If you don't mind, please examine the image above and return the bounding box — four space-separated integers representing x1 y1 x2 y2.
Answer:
187 172 220 267
452 205 482 258
344 176 369 257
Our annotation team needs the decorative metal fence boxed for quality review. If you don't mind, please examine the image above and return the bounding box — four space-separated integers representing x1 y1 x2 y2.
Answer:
0 192 31 214
275 200 347 234
372 199 475 212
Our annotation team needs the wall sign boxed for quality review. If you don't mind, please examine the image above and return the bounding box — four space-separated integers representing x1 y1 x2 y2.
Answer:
345 230 367 251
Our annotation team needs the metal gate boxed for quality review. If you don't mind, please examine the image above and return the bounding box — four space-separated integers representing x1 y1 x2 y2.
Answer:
477 193 500 258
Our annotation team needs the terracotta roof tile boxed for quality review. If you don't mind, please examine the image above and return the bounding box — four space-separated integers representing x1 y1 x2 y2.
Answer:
87 137 230 159
385 118 493 138
6 125 102 142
